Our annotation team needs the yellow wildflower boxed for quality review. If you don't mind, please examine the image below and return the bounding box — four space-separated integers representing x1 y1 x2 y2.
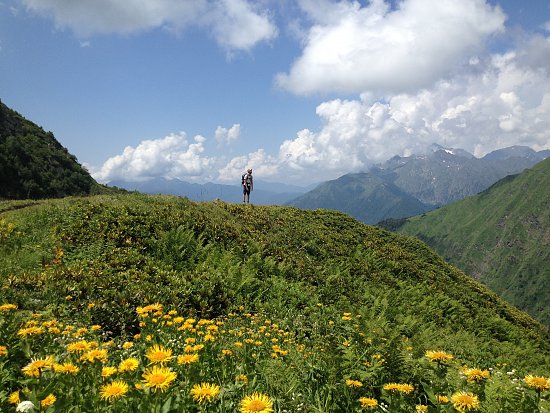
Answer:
141 366 177 392
451 391 480 412
41 394 56 408
100 380 129 402
145 344 173 364
240 392 274 413
190 382 221 404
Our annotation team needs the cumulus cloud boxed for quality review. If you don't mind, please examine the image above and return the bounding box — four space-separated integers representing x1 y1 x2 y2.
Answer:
270 39 550 182
92 132 215 183
215 124 241 146
20 0 277 51
277 0 505 95
205 0 278 52
216 149 279 183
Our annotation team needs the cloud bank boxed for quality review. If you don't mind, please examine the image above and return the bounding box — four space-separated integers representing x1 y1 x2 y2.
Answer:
93 36 550 186
20 0 277 51
92 132 215 183
277 0 505 95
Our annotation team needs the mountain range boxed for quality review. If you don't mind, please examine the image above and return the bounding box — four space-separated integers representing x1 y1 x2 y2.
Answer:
109 177 313 205
288 144 549 224
395 157 550 329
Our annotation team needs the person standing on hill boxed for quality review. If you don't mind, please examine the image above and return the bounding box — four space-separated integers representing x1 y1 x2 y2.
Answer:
242 168 253 204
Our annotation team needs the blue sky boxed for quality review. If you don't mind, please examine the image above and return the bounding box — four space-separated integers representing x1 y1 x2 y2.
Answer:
1 0 549 185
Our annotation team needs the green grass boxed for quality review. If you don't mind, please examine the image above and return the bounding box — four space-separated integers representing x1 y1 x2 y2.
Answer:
398 158 550 329
1 193 549 412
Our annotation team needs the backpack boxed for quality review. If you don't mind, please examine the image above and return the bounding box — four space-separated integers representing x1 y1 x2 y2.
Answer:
242 173 252 187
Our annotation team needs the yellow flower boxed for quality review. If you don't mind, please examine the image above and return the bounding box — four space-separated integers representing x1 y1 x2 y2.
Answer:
416 405 428 412
346 379 363 388
383 383 414 394
0 303 17 312
437 395 449 404
122 341 134 349
358 397 378 410
451 391 480 412
8 390 20 405
463 368 490 382
425 350 454 363
17 326 44 336
141 366 177 392
41 394 56 408
145 344 173 364
222 349 233 356
524 375 550 391
101 366 118 378
0 345 8 357
80 348 108 363
54 362 80 375
190 382 221 404
236 374 248 383
240 392 274 413
100 380 129 402
177 353 199 365
22 356 54 377
91 325 102 332
118 357 139 372
67 340 92 353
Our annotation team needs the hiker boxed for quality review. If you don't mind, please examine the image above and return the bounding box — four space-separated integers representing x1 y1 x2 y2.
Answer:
242 168 253 204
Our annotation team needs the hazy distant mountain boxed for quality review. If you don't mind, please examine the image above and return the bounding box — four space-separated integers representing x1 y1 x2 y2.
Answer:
396 157 550 329
287 145 548 224
0 100 98 200
109 178 311 205
377 146 544 206
288 173 430 224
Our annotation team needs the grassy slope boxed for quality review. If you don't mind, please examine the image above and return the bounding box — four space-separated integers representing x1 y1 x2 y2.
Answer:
1 194 548 373
398 158 550 329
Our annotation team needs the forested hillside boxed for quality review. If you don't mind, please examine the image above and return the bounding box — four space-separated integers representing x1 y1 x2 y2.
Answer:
397 158 550 329
0 100 98 200
1 195 548 411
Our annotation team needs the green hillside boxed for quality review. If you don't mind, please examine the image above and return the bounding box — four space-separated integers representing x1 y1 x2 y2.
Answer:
0 100 111 200
288 173 430 224
397 157 550 329
1 194 549 411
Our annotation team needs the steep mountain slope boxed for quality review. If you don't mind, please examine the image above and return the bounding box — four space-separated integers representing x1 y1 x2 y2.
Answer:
397 157 550 328
288 146 546 224
1 194 549 411
379 148 542 206
289 173 431 224
0 100 100 200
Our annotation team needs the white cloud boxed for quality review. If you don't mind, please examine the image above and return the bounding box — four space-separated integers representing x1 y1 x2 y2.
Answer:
215 124 241 145
268 39 550 183
205 0 278 52
92 132 215 183
20 0 277 51
277 0 505 95
94 37 550 186
216 149 279 183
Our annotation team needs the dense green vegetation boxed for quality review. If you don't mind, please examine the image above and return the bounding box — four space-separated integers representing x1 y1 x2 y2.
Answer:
0 100 115 200
397 158 550 330
288 148 545 224
1 194 549 411
288 173 430 224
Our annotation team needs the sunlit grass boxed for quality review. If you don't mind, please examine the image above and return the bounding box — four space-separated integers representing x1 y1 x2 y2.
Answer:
1 302 548 412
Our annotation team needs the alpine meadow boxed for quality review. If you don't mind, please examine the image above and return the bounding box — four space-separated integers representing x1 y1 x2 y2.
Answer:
1 193 549 412
2 0 550 410
395 157 550 331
